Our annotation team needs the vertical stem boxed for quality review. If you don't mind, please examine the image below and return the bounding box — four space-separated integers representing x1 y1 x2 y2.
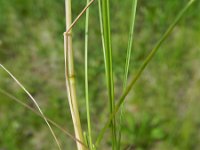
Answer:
101 0 117 149
64 0 85 150
85 0 93 149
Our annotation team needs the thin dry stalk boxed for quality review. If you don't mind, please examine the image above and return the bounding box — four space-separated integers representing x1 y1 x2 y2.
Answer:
0 64 62 150
0 89 87 147
64 0 86 150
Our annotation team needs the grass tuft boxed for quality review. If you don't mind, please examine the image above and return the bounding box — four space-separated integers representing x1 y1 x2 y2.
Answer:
95 0 196 146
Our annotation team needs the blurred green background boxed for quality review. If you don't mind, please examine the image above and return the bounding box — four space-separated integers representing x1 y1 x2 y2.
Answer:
0 0 200 149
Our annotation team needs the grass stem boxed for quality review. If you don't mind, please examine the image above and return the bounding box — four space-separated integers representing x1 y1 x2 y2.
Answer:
64 0 86 149
101 0 117 149
85 0 93 149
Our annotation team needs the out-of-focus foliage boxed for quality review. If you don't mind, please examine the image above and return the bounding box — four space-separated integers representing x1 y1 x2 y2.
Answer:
0 0 200 149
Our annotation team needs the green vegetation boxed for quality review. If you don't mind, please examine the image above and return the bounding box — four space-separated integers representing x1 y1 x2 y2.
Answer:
0 0 200 150
100 0 117 149
84 0 93 149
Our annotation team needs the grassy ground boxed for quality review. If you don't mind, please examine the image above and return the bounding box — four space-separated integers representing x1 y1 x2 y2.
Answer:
0 0 200 149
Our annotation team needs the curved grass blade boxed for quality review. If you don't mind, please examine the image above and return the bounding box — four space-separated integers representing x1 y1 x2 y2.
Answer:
0 64 62 150
95 0 196 146
0 89 88 148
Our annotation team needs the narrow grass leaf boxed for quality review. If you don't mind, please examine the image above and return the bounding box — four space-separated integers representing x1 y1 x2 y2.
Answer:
101 0 117 149
118 0 138 149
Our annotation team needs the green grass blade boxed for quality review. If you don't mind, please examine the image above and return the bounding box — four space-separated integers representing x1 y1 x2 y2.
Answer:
98 0 106 64
101 0 117 149
84 0 93 149
95 0 196 146
123 0 138 90
118 0 138 149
